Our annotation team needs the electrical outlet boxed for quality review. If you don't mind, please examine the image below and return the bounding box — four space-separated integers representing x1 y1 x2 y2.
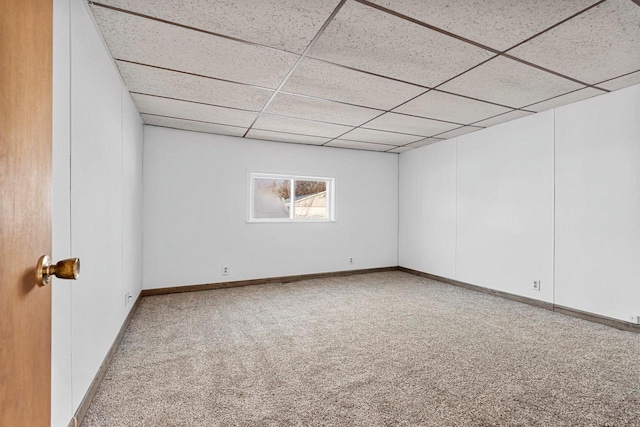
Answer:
533 280 541 291
222 265 229 276
629 314 640 325
349 257 354 265
124 292 131 307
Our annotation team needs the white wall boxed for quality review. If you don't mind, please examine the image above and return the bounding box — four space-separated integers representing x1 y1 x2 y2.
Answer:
398 141 456 278
399 84 640 322
51 0 72 425
122 87 144 308
456 112 554 302
555 85 640 320
143 127 398 289
51 0 144 425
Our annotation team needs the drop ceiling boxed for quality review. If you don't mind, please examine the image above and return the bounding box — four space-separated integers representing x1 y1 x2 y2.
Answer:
90 0 640 153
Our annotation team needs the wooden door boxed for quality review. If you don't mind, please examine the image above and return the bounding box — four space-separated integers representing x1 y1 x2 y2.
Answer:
0 0 53 425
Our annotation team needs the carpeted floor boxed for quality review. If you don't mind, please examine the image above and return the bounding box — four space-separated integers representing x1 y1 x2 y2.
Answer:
82 271 640 426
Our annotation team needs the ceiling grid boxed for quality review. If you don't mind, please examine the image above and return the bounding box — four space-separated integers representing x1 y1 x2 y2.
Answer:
89 0 640 152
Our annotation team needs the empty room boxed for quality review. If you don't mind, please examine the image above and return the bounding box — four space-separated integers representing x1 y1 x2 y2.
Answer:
3 0 640 426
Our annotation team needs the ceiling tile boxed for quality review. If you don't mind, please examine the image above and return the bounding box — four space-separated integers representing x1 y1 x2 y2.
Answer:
339 128 424 145
132 93 257 127
388 137 444 153
90 6 298 88
525 88 604 112
252 114 352 138
394 90 511 124
142 114 246 137
439 56 584 108
308 1 493 87
472 110 533 127
265 93 382 126
597 71 640 92
387 146 413 153
326 140 396 152
369 0 599 51
403 138 444 149
117 61 272 111
435 126 482 139
246 129 330 146
509 0 640 84
281 58 425 110
363 112 458 136
96 0 341 54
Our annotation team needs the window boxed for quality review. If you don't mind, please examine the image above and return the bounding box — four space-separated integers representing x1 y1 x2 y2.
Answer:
248 173 335 222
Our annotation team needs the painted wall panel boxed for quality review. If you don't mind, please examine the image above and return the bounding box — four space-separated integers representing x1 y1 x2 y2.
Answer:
51 1 145 419
555 85 640 321
122 90 144 306
398 141 457 278
455 112 555 302
51 0 72 424
70 0 124 407
143 128 398 289
399 85 640 323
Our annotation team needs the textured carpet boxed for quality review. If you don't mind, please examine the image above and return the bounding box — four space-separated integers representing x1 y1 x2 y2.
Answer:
82 271 640 426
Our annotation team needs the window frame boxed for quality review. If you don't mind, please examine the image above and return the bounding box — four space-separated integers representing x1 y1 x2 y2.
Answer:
247 172 336 223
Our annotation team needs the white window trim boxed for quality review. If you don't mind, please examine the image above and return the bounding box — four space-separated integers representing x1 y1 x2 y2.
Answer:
247 172 336 223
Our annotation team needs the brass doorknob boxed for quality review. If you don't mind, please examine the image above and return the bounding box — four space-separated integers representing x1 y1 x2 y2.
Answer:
35 255 80 287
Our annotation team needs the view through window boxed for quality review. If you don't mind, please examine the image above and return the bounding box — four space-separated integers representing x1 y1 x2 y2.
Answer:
249 173 334 222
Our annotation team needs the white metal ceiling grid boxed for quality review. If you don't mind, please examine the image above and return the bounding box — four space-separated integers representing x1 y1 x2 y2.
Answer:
90 0 640 152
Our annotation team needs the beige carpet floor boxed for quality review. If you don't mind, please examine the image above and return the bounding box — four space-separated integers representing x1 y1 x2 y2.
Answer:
82 271 640 426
